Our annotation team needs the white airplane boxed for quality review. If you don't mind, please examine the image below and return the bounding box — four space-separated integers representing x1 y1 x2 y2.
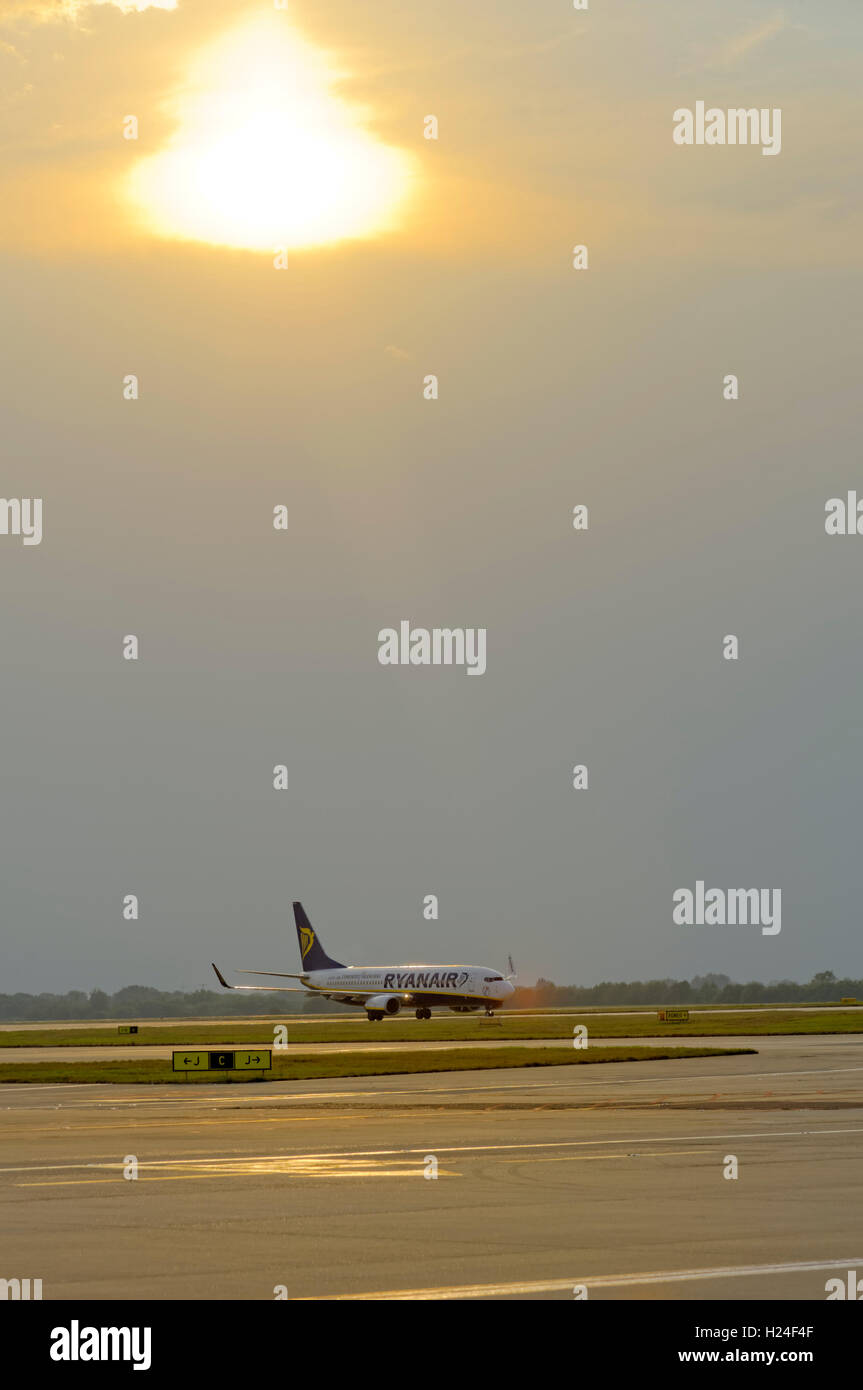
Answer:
212 901 516 1021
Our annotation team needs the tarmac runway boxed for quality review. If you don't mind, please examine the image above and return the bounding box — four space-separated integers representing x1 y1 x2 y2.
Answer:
1 1034 861 1300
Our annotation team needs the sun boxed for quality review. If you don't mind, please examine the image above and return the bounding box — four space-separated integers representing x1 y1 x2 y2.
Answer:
126 16 414 252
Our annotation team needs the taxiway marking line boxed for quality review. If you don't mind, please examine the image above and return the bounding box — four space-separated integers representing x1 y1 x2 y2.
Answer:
315 1257 863 1301
2 1125 861 1177
15 1149 714 1185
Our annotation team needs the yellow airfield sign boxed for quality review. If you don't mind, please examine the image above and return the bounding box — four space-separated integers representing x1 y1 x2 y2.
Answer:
172 1049 272 1072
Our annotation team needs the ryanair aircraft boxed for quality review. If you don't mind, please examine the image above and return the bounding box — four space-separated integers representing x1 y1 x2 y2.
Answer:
212 902 516 1021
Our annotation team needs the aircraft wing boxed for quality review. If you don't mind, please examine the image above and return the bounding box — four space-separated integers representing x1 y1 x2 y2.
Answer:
235 970 307 979
212 964 393 1006
212 963 309 993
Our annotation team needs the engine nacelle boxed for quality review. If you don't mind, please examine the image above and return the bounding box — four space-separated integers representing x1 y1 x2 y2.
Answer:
449 1004 480 1013
365 994 401 1015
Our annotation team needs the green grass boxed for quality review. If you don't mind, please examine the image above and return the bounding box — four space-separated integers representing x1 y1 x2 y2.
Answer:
509 1001 858 1014
1 1009 860 1049
0 1045 754 1085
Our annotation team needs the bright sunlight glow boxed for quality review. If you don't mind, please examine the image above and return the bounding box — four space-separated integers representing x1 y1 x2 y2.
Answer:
126 17 414 252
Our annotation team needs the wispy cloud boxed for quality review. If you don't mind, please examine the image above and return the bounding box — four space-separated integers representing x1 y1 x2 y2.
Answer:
84 0 178 10
4 0 177 19
707 11 787 68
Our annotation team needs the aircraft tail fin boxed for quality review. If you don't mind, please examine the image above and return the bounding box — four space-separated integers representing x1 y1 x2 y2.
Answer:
293 902 346 972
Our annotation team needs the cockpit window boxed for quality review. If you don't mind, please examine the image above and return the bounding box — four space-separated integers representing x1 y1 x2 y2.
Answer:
484 975 503 982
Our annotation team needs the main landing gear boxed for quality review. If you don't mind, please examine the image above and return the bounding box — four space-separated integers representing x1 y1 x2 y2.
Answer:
415 1008 432 1020
366 1011 384 1022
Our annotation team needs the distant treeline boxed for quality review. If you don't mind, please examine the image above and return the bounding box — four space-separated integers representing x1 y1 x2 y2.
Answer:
0 986 329 1022
0 970 857 1021
511 971 859 1009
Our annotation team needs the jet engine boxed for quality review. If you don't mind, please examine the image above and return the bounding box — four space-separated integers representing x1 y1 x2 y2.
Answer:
364 994 401 1016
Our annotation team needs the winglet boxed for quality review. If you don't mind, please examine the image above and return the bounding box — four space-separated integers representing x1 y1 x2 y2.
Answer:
211 962 233 990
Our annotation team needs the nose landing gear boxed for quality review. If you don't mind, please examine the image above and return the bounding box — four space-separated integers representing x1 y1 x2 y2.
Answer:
415 1008 432 1020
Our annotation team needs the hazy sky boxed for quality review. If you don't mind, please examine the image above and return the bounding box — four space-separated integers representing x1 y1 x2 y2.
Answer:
1 0 862 993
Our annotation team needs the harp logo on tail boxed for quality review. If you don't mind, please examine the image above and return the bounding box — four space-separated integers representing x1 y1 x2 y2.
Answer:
299 925 315 961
